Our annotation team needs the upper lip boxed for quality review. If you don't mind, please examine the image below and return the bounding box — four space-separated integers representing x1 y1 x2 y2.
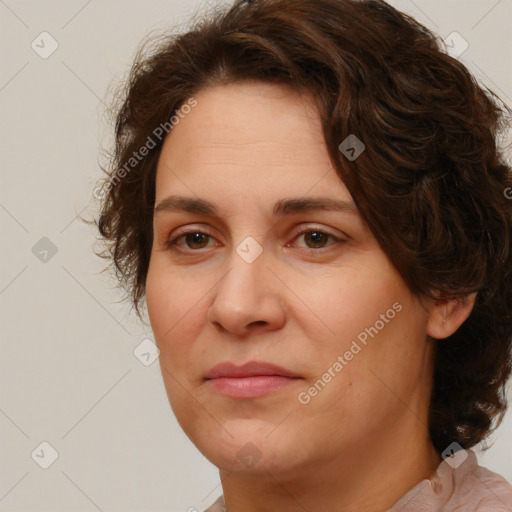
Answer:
205 361 301 379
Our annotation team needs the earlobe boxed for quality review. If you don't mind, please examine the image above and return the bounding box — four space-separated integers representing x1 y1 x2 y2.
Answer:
426 292 477 340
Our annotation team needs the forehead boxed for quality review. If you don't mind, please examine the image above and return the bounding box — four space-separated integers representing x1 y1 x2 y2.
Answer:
154 81 352 205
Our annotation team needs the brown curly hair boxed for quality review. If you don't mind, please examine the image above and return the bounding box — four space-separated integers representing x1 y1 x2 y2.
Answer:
94 0 512 454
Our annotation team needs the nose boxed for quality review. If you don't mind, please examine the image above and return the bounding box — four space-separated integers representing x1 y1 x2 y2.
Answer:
206 250 287 337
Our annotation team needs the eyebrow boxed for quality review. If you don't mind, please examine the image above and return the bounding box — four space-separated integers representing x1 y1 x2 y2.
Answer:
154 195 357 216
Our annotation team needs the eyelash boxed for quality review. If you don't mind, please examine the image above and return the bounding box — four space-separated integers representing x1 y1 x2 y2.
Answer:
164 227 345 255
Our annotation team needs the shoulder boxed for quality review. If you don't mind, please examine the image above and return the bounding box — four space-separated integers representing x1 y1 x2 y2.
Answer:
202 495 225 512
390 449 512 512
460 454 512 511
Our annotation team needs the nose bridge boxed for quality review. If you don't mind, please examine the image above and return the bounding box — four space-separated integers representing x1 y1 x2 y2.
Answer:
207 244 286 334
219 232 268 297
218 249 269 311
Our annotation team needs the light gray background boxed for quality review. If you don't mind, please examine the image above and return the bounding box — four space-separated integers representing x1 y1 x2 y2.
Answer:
1 1 511 511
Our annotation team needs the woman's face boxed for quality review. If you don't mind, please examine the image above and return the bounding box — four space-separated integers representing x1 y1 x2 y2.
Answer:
146 81 436 477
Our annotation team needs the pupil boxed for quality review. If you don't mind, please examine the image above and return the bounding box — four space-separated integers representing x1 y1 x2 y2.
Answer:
307 231 327 248
187 233 208 248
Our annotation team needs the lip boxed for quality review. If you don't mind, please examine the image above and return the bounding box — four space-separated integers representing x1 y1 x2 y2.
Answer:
205 361 303 398
205 361 301 379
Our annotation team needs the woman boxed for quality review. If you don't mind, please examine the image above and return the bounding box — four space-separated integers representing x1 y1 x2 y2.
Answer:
95 0 512 510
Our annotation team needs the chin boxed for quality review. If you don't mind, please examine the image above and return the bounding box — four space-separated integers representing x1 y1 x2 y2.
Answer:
187 419 305 475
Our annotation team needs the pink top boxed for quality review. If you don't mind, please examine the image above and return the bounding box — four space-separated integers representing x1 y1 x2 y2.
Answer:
202 450 512 511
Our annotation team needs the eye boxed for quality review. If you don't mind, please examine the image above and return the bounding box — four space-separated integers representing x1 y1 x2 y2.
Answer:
164 226 346 255
288 228 345 252
165 231 217 252
300 230 331 249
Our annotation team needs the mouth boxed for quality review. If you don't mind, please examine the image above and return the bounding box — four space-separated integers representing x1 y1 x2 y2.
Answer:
204 361 303 399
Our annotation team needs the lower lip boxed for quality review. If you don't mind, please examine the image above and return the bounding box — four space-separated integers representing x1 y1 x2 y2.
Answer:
206 376 301 398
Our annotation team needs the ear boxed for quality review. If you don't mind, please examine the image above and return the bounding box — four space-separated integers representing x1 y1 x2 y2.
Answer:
426 292 477 340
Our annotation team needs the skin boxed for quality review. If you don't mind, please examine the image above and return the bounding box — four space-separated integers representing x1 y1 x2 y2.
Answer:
145 81 476 512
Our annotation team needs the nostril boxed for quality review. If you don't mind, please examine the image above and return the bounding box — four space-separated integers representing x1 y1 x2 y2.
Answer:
250 321 266 327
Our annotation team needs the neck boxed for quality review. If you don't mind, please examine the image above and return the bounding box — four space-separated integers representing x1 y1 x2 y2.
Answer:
219 418 441 512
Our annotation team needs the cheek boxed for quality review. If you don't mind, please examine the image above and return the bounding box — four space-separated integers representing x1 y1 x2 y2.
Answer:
147 258 201 329
145 268 173 338
146 267 209 420
146 263 202 365
295 260 401 348
295 259 426 395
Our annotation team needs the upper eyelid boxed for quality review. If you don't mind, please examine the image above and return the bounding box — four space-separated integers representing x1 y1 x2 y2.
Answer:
170 225 215 238
290 224 345 239
169 223 345 241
